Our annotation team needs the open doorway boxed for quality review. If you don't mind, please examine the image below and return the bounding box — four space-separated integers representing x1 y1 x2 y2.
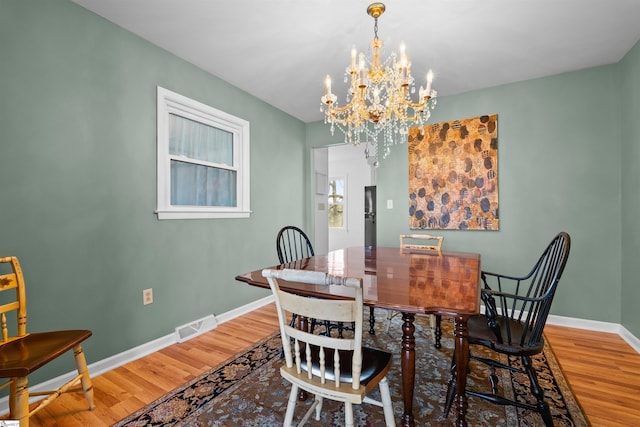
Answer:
313 144 376 253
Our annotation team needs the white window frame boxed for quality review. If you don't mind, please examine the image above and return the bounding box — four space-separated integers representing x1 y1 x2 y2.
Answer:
328 175 347 229
156 86 250 220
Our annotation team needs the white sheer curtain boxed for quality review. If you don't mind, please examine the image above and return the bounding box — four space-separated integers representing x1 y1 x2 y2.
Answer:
169 114 236 207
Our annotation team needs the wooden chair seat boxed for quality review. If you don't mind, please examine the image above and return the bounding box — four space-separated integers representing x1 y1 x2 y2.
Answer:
0 330 92 377
467 315 544 356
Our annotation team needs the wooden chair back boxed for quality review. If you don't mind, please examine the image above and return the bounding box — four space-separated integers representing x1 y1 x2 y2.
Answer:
264 269 363 388
400 233 444 254
276 226 315 264
0 256 28 343
481 231 571 349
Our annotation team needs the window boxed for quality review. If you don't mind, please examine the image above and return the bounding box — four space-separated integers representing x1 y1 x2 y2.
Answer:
328 177 345 228
156 87 250 219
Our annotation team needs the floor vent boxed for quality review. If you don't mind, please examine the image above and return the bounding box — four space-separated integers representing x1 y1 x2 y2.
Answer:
175 314 218 343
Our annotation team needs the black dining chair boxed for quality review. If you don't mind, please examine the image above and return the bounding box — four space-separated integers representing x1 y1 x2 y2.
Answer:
276 226 329 335
276 225 315 265
276 226 355 337
443 232 571 427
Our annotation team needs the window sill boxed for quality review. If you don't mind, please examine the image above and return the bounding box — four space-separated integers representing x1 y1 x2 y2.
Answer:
156 209 251 220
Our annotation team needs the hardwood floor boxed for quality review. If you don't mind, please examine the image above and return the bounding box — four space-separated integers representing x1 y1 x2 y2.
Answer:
26 305 280 427
16 304 640 426
545 324 640 426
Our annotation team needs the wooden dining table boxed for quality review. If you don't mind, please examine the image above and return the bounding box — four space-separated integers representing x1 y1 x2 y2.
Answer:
236 246 481 427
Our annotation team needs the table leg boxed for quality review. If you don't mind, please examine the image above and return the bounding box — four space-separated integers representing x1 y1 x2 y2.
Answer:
453 316 470 427
400 312 416 427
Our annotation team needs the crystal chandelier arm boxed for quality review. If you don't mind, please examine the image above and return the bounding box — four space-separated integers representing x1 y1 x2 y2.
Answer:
407 98 431 109
323 77 367 121
325 97 365 126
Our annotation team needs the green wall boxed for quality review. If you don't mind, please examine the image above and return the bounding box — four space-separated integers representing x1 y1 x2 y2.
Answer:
309 54 639 334
379 65 623 325
621 40 640 337
0 0 305 382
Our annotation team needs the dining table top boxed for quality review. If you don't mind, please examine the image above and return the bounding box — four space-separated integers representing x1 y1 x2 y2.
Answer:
236 246 482 318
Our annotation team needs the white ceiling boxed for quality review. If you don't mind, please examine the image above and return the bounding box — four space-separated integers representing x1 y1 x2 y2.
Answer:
71 0 640 123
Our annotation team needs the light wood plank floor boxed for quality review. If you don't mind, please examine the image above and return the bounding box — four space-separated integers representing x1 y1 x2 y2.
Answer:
545 324 640 426
14 304 640 426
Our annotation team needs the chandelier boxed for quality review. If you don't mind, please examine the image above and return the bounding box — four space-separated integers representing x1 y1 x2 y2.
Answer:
320 3 437 162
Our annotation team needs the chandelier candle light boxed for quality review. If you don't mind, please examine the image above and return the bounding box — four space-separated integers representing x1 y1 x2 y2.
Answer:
321 3 437 161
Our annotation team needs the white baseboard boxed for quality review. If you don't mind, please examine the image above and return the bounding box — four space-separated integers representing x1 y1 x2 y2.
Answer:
619 327 640 354
548 313 640 353
2 296 637 417
215 295 274 324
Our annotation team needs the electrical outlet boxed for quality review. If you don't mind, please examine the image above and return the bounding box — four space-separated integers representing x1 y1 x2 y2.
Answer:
143 288 153 305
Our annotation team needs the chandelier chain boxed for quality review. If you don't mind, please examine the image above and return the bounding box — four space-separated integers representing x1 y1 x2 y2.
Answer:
373 16 379 40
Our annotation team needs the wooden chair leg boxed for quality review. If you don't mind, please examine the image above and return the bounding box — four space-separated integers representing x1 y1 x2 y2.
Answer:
434 314 442 348
379 377 396 426
14 376 30 427
523 356 553 427
443 357 457 418
314 395 323 420
73 344 95 410
369 306 376 334
284 384 298 427
344 401 355 427
9 378 17 418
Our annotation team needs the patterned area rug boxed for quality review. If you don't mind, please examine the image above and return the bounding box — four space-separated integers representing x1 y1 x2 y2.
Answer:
113 310 589 426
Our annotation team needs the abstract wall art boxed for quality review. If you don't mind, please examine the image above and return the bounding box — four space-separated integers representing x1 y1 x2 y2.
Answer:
408 114 499 230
